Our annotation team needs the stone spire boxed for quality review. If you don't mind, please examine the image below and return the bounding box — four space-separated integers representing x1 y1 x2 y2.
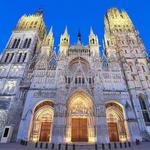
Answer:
43 26 54 48
59 26 70 55
40 26 54 57
77 30 81 45
89 27 99 56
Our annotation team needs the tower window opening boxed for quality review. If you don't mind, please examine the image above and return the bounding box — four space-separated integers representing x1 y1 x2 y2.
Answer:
30 21 34 26
82 78 85 84
142 66 145 72
89 78 92 84
15 39 21 48
9 53 14 63
4 53 10 63
27 39 31 48
12 39 17 49
17 53 22 63
23 53 27 62
75 78 77 84
65 76 67 83
34 21 38 25
130 65 133 72
107 41 110 46
23 39 28 48
79 77 81 84
139 95 150 125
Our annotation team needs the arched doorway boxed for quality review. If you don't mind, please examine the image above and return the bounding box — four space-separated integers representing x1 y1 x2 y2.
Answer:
30 101 54 142
106 102 128 142
66 91 95 143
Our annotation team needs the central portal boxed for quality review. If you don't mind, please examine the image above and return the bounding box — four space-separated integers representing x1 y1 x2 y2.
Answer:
71 118 88 142
66 91 95 143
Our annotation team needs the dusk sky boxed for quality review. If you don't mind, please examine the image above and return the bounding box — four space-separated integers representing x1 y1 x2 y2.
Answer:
0 0 150 55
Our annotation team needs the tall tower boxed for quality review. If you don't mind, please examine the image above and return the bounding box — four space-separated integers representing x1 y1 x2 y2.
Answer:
104 8 150 140
59 27 70 55
0 10 46 141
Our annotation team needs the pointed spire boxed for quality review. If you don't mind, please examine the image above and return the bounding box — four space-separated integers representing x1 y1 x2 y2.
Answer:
77 30 81 45
59 26 70 54
49 26 53 34
64 26 68 35
90 27 94 35
47 26 53 37
60 26 69 44
43 26 54 48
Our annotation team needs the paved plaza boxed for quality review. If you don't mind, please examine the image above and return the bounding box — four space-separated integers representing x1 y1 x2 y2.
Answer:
0 142 150 150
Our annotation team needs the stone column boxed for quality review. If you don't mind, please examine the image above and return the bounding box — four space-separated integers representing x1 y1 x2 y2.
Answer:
51 104 66 144
127 120 142 141
96 104 109 143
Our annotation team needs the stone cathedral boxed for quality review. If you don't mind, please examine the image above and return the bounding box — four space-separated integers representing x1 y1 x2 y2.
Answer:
0 8 150 144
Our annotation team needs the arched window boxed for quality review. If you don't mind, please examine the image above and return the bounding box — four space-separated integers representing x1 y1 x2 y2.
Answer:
139 94 150 125
90 39 95 44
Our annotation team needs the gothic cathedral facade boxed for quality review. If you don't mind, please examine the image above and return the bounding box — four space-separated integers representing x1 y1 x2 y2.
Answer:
0 8 150 143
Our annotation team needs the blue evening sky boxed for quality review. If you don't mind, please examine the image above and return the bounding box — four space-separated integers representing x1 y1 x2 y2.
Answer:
0 0 149 55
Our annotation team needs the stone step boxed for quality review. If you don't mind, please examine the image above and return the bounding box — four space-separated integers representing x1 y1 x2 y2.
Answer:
26 142 135 150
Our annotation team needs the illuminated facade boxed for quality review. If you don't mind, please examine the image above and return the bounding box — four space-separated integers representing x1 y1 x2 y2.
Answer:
0 8 150 143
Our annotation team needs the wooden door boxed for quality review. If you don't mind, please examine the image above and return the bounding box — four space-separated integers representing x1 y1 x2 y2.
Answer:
71 118 88 142
39 122 51 142
108 122 119 142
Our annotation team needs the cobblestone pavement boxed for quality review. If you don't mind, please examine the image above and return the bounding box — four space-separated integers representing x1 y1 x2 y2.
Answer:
0 142 150 150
